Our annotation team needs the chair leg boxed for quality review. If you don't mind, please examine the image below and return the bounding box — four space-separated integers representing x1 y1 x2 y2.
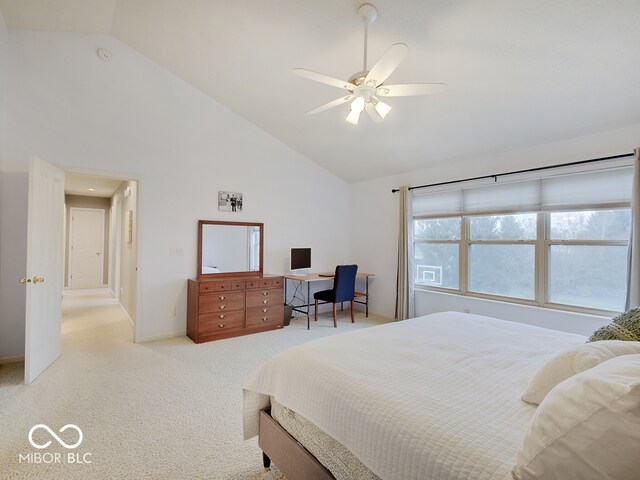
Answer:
332 303 337 328
351 300 355 323
315 298 318 321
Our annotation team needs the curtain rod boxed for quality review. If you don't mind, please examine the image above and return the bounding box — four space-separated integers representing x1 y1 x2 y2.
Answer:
391 153 635 193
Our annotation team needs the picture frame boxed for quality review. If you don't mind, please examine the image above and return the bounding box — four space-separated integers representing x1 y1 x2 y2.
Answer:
218 191 243 213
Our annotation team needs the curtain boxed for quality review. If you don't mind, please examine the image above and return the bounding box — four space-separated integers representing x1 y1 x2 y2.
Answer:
395 186 414 320
626 148 640 310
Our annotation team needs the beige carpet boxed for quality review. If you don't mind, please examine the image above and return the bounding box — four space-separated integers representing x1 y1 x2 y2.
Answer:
0 301 387 480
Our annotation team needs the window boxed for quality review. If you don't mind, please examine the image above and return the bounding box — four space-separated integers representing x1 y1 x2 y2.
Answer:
411 166 633 314
414 218 460 289
547 210 630 311
468 214 537 300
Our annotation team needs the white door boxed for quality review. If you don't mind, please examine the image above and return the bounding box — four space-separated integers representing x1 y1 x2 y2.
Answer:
69 208 104 289
25 157 65 384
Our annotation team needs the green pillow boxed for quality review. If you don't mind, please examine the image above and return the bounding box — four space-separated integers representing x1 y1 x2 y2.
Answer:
589 308 640 342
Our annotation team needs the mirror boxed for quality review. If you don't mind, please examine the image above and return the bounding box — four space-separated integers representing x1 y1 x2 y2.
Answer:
198 220 263 278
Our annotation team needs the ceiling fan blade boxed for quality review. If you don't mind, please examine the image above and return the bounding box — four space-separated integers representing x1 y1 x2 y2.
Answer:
306 96 352 115
365 43 409 87
293 68 354 91
377 83 447 97
365 102 383 123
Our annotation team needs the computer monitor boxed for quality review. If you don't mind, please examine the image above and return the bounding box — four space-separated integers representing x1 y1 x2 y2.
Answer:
290 248 311 271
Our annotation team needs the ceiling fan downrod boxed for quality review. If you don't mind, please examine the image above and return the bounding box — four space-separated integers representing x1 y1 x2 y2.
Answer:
359 3 378 72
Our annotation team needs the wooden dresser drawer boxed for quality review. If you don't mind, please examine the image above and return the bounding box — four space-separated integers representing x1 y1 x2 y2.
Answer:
245 279 260 289
246 288 283 307
199 311 245 333
199 281 244 293
199 291 245 314
272 277 284 288
246 306 284 326
199 282 217 294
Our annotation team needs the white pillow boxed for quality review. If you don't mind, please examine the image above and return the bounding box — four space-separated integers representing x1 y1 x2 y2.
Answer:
522 340 640 405
513 354 640 480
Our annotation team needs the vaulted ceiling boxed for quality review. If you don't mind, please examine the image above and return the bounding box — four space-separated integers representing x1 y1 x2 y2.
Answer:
2 0 640 182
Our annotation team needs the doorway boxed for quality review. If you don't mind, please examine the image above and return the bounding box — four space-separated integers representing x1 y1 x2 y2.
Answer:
23 160 141 384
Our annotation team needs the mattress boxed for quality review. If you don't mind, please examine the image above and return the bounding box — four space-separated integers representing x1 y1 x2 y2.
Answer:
244 312 586 480
271 397 380 480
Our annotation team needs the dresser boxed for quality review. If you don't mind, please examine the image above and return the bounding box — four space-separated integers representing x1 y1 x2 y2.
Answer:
187 275 284 343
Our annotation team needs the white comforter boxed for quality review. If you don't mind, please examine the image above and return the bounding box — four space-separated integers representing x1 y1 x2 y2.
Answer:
243 312 586 480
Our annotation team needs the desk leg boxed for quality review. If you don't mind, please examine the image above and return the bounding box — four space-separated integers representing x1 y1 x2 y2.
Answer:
307 282 310 330
366 276 369 318
284 278 288 304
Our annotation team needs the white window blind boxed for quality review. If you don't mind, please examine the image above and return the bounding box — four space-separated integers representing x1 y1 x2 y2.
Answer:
540 168 632 210
413 188 463 216
463 180 541 215
412 166 633 217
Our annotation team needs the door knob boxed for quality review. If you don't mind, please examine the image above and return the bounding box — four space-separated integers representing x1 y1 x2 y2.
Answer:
19 277 32 284
33 276 45 284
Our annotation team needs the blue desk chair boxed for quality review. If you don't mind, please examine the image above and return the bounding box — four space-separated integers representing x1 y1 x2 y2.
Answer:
314 264 358 327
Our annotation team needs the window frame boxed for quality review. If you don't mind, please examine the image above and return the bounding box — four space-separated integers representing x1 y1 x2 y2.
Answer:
413 208 630 316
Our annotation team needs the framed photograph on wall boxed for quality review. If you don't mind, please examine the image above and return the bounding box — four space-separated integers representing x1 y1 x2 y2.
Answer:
218 191 243 213
127 210 133 245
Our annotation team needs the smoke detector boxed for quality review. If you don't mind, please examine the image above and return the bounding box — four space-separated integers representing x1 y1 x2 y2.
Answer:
97 48 112 61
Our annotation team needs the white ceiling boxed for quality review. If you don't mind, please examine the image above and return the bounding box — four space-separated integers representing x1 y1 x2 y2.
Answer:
65 173 122 197
2 0 640 182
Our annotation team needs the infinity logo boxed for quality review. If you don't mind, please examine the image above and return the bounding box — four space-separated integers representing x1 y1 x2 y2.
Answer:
28 424 83 450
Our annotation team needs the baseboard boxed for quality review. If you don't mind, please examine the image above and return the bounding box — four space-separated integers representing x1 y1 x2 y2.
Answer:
65 287 112 295
138 331 187 343
118 302 134 327
368 310 394 321
0 355 24 365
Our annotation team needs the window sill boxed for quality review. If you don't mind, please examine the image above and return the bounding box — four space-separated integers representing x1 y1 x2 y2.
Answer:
413 285 617 318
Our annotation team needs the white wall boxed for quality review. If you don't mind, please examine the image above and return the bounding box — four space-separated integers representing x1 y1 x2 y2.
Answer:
0 9 6 169
1 31 351 350
0 14 27 361
114 180 137 320
351 124 640 334
0 173 28 359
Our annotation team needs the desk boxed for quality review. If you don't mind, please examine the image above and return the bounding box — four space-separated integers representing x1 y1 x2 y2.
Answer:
283 273 375 329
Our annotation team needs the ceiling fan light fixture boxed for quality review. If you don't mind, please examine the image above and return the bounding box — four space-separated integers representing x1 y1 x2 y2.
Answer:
351 96 366 113
373 98 392 119
346 95 366 125
346 109 361 125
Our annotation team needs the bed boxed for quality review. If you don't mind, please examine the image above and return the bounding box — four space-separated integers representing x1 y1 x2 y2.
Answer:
243 312 587 480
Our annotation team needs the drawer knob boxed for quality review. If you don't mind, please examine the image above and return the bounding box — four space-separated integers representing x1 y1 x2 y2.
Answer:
262 308 268 313
218 323 226 328
219 314 226 319
262 291 269 296
262 299 268 304
262 317 268 322
219 305 226 310
219 295 226 300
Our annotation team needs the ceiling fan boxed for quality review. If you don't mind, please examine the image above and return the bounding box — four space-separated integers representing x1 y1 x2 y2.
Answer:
293 3 447 126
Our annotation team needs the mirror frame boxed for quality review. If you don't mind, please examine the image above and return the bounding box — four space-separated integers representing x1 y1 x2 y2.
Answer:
197 220 264 279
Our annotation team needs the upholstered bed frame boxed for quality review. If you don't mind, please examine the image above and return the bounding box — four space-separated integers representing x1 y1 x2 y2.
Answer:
259 409 335 480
